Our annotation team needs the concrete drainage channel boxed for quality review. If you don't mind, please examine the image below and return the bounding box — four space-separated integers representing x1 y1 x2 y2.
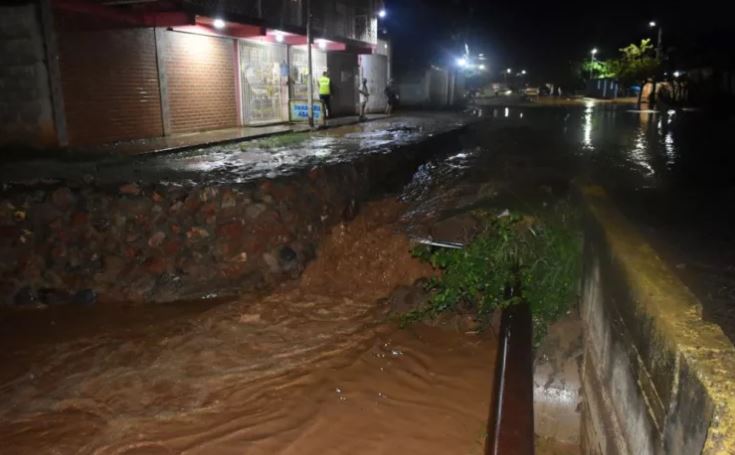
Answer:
532 185 735 454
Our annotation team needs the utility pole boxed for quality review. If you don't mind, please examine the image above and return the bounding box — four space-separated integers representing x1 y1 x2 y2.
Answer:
656 26 663 61
306 0 314 128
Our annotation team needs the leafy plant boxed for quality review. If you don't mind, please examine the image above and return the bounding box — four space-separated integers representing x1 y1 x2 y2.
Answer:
403 202 582 343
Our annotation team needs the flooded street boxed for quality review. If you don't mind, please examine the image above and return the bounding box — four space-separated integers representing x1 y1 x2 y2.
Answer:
0 200 495 454
2 103 733 454
478 104 735 341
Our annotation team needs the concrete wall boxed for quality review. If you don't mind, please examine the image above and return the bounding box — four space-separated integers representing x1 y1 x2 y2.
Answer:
398 68 465 108
0 3 57 149
579 185 735 454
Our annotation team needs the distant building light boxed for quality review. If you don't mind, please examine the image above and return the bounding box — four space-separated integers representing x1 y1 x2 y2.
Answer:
649 21 657 28
317 39 327 49
479 64 486 70
274 32 285 42
478 53 484 57
506 68 512 73
673 71 681 78
378 9 386 18
213 18 225 29
521 69 527 75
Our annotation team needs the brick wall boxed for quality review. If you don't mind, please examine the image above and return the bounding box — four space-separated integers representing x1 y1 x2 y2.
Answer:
57 16 163 146
0 4 56 148
163 31 238 134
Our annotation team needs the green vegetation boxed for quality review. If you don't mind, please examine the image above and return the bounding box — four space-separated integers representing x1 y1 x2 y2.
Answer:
403 201 582 343
581 59 617 80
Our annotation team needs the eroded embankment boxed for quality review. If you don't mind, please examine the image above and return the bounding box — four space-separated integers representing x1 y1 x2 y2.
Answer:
0 129 462 306
0 198 497 454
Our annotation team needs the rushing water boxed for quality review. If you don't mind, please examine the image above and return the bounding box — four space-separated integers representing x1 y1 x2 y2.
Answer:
0 200 496 454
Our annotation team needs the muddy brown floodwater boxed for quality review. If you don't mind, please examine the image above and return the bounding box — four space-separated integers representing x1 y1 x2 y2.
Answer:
0 199 497 455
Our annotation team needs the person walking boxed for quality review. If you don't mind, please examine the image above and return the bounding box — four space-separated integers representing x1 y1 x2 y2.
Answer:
384 79 398 115
318 71 331 119
359 78 370 121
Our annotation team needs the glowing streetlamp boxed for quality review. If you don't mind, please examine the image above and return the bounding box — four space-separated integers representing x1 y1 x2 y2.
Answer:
521 69 527 75
456 57 468 67
589 48 598 80
213 18 225 29
378 9 386 18
649 20 663 59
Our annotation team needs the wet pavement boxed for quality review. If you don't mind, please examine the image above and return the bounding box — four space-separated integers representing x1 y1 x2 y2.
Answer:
0 113 471 186
472 103 735 341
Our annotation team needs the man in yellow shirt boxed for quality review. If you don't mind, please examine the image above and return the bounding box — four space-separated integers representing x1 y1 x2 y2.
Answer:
318 71 331 119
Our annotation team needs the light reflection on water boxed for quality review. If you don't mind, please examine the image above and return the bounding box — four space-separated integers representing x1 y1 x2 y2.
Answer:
486 104 689 189
582 102 594 151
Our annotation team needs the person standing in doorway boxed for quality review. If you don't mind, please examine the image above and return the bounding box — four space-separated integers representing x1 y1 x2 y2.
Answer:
359 78 370 121
384 79 399 115
318 71 331 119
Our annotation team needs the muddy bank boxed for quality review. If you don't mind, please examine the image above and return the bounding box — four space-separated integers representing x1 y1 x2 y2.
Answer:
0 125 465 306
0 198 496 454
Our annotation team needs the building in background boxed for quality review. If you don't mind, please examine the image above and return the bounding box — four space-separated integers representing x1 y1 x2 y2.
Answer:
0 0 390 149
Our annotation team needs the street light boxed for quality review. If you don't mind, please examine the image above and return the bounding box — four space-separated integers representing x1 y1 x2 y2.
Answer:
456 57 468 67
649 20 663 60
213 18 225 29
479 64 486 70
589 48 598 80
378 9 386 18
521 69 527 75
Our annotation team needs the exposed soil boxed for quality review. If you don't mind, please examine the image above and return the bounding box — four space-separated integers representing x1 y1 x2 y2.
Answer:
0 197 496 454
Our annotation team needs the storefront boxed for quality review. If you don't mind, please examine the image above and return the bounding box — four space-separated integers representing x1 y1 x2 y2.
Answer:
289 45 327 102
239 40 289 125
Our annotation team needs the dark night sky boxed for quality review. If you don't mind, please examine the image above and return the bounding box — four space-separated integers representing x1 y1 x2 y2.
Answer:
384 0 735 82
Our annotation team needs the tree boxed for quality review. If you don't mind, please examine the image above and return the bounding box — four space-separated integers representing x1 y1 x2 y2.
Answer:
611 39 661 106
581 59 617 80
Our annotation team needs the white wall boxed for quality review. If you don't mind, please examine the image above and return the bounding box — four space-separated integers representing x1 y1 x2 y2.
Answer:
359 53 388 113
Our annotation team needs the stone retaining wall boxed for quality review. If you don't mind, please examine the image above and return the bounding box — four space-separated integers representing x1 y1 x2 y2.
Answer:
0 132 461 306
579 185 735 454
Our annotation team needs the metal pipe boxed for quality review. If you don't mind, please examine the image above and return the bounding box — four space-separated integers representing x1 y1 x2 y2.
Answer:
486 297 535 455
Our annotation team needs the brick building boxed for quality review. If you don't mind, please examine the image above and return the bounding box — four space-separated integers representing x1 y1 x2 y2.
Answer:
0 0 389 148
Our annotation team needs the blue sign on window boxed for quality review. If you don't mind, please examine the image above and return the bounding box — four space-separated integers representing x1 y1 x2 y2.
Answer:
290 100 324 124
